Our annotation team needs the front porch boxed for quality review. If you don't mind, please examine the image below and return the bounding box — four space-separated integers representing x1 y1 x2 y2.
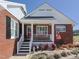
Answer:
17 22 54 55
23 24 54 43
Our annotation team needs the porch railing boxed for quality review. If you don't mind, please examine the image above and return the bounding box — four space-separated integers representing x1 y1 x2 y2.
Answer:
29 37 33 53
17 34 24 54
33 34 52 42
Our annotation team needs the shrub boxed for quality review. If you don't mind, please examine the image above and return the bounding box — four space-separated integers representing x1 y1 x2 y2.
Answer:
47 55 55 59
66 52 71 55
71 50 78 55
29 53 48 59
68 44 74 48
77 48 79 53
53 54 61 59
61 51 67 57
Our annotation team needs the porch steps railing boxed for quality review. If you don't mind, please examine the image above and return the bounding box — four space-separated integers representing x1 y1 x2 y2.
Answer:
17 41 30 55
17 35 32 55
17 35 24 54
17 34 52 55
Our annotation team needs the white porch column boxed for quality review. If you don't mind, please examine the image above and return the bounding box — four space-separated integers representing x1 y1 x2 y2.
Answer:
29 24 33 53
17 23 19 38
31 24 33 42
22 23 24 41
52 24 54 43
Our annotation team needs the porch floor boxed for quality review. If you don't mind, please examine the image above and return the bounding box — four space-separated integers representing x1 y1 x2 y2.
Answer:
33 39 52 42
24 38 52 42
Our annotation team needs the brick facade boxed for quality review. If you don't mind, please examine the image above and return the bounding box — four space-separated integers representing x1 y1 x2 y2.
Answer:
0 7 19 59
54 24 73 44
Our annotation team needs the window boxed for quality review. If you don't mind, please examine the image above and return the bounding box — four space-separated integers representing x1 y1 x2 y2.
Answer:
36 26 48 35
11 18 18 39
56 25 66 32
6 16 18 39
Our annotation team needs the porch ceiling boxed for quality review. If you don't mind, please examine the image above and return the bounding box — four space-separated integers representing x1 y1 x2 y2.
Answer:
20 19 55 24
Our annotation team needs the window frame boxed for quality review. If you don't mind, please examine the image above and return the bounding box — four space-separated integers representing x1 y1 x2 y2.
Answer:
10 18 19 39
36 25 48 35
55 25 66 32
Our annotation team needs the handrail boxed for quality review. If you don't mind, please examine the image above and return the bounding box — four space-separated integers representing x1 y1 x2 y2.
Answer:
29 34 52 53
29 38 33 53
17 34 24 54
33 34 52 40
29 30 34 53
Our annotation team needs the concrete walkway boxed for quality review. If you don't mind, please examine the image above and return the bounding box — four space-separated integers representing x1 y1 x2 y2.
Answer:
9 50 79 59
9 54 79 59
61 55 79 59
9 56 26 59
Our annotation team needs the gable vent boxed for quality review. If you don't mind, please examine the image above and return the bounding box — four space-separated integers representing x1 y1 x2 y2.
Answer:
39 9 52 11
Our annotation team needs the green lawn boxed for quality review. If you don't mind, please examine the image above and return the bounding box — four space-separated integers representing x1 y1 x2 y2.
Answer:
73 35 79 42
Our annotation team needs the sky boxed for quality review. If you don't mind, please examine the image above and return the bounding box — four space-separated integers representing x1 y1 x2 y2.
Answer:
11 0 79 30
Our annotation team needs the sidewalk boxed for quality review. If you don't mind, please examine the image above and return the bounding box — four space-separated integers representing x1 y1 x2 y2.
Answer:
9 56 26 59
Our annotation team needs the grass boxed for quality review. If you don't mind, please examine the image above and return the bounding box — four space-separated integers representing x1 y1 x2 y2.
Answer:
73 35 79 42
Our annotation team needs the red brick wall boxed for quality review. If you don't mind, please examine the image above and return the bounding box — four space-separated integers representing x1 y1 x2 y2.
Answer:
54 24 73 44
0 8 18 59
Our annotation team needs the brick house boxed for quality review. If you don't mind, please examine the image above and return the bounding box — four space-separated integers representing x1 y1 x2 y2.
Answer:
0 1 74 59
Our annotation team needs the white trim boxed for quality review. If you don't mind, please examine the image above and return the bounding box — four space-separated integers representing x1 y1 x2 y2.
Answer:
36 25 48 35
22 23 24 36
32 42 54 45
52 24 54 42
11 19 16 39
7 5 26 15
11 18 19 39
56 25 66 32
16 23 19 38
29 24 33 53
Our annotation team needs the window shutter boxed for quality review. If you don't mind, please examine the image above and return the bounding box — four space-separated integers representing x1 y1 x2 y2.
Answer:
6 16 11 39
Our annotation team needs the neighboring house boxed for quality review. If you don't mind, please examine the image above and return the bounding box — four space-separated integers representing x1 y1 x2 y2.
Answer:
73 30 79 36
0 1 74 59
0 1 26 59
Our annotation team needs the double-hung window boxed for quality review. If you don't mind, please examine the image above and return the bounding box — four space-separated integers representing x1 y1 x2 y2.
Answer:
6 16 18 39
56 25 66 32
36 26 48 35
11 18 17 39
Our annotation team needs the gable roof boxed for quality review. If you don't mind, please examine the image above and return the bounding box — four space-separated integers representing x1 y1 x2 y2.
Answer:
26 3 55 17
0 5 20 22
26 3 75 25
0 0 27 20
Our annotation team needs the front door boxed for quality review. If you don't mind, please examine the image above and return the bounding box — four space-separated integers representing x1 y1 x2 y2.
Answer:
26 26 31 39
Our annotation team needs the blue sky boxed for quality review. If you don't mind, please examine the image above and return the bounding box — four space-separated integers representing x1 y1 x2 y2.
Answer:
11 0 79 30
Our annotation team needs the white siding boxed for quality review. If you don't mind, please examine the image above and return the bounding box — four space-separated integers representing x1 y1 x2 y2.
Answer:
0 1 27 20
8 7 24 20
26 3 74 25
